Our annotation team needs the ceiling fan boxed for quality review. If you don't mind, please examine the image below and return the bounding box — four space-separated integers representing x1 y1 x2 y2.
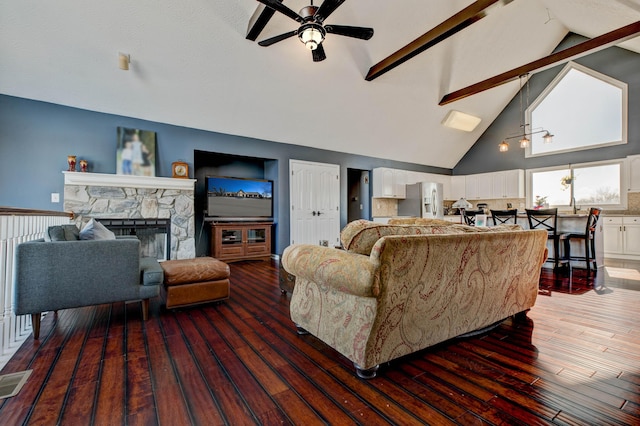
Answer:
254 0 374 62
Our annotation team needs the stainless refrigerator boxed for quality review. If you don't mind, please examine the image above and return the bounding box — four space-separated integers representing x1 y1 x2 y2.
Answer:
397 182 444 219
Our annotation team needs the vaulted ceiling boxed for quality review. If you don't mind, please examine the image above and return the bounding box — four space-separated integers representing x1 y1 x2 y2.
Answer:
1 0 639 168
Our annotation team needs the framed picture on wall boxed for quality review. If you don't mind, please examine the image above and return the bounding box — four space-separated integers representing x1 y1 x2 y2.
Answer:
116 127 157 176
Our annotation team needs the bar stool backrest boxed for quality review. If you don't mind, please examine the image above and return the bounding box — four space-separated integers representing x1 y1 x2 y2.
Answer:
490 209 518 225
463 210 484 226
585 207 602 237
526 208 559 235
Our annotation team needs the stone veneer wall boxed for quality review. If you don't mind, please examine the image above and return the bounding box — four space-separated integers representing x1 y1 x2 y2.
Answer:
64 185 195 259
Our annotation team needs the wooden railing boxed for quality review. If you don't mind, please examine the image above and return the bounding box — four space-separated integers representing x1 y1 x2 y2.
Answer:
0 207 72 369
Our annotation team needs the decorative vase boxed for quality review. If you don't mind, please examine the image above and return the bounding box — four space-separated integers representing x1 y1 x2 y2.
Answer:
79 159 88 172
67 155 76 172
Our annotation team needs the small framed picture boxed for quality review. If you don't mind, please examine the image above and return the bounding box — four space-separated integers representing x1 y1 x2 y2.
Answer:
475 214 487 227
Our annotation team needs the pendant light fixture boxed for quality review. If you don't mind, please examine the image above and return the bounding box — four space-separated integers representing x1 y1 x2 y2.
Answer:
499 74 554 152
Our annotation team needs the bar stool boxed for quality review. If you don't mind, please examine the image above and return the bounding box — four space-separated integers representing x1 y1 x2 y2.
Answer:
526 208 570 270
463 210 484 226
490 209 518 225
567 207 602 275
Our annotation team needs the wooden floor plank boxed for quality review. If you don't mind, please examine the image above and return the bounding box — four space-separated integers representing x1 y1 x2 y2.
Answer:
93 303 127 426
27 307 94 425
0 259 638 425
144 316 193 425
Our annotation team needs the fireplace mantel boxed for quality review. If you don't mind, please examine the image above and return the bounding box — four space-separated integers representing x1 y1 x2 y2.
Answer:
63 171 196 190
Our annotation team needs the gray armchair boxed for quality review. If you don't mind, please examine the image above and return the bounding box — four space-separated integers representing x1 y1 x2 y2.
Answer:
13 238 163 339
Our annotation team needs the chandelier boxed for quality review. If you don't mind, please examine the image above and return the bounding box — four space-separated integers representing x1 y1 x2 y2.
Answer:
499 74 553 152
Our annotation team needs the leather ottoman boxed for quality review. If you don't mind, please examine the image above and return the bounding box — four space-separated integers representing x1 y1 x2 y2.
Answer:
161 257 230 309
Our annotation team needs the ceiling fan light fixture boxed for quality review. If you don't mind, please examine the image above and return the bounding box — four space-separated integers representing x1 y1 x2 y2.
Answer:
299 23 325 50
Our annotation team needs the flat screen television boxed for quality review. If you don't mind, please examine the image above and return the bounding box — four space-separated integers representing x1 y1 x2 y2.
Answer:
206 176 273 221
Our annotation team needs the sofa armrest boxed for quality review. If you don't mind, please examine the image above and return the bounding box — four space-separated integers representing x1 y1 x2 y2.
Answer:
140 257 164 286
282 244 378 297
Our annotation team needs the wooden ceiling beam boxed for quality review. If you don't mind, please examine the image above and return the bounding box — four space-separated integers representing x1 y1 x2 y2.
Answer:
365 0 501 82
439 20 640 105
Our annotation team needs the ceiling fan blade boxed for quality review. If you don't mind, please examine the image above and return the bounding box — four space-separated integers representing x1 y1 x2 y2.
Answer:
256 0 303 23
246 3 277 41
325 25 373 40
312 44 326 62
258 30 298 47
314 0 346 23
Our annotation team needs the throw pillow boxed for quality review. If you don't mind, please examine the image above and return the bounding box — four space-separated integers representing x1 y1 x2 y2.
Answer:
79 218 116 240
45 224 80 241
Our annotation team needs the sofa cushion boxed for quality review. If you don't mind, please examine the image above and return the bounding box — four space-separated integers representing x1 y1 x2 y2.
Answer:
388 217 454 226
79 218 116 240
44 224 80 241
340 220 462 255
340 220 523 255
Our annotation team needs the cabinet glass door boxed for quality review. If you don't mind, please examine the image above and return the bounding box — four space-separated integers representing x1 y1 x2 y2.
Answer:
221 229 242 245
247 228 266 243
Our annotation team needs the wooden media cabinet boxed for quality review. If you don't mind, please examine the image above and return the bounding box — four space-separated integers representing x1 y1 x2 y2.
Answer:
210 222 272 262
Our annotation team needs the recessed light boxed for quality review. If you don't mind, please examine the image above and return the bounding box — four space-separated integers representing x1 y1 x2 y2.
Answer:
441 110 481 132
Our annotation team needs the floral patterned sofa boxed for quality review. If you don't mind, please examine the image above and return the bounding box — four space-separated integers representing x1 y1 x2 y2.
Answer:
282 219 548 378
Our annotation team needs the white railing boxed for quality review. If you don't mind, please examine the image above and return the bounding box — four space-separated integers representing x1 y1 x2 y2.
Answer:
0 209 71 369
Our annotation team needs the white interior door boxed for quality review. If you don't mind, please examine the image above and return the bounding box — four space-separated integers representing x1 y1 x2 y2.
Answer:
290 160 340 246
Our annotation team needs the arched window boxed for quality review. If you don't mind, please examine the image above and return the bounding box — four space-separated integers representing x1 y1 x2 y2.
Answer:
525 62 627 157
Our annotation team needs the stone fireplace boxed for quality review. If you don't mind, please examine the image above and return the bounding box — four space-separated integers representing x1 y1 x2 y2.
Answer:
63 172 196 259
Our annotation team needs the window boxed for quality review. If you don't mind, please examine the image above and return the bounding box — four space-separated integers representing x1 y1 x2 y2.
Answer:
527 159 626 209
526 62 627 157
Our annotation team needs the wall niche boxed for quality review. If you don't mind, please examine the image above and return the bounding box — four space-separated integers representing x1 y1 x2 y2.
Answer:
194 150 278 257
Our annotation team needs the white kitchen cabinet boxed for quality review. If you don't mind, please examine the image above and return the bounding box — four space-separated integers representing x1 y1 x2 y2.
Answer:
603 217 624 255
491 169 524 198
372 168 407 199
627 155 640 192
436 175 451 202
447 176 465 200
405 171 426 185
456 169 524 200
466 173 492 200
477 173 493 199
603 216 640 258
623 217 640 255
465 177 478 200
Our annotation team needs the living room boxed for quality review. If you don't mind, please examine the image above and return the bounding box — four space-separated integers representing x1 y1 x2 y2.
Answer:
3 29 640 253
1 0 640 423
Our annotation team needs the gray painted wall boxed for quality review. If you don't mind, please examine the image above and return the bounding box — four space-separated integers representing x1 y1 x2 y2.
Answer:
454 34 640 174
0 95 449 255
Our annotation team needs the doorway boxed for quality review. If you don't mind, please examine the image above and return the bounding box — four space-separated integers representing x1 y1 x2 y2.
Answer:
289 160 341 246
347 168 371 223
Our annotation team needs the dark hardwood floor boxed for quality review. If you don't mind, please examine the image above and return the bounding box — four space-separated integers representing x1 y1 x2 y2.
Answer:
1 259 639 425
